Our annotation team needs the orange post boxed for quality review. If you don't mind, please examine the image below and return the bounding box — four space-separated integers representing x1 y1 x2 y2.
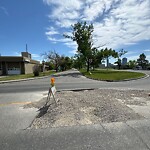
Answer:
51 78 55 87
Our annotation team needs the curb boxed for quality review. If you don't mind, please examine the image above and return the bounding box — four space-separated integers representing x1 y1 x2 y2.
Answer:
104 73 149 82
0 75 51 84
82 72 149 82
0 71 149 84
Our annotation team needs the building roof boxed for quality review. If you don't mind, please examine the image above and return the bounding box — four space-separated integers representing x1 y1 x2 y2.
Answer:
0 56 40 64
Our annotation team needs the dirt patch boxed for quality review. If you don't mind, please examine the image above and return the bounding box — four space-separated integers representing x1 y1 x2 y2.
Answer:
24 89 150 129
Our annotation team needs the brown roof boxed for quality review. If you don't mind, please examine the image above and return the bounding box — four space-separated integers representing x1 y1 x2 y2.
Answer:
0 56 40 64
0 56 23 62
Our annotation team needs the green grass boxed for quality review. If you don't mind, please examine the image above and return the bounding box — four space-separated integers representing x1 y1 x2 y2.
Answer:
0 71 55 81
80 69 145 81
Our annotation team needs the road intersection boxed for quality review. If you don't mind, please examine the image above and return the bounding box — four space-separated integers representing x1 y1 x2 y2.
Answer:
0 69 150 150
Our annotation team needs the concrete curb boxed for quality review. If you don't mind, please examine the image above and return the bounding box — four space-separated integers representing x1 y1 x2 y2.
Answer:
82 72 149 82
105 73 149 82
0 75 51 84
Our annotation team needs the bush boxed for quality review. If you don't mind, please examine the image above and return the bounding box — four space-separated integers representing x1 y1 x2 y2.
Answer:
33 64 39 76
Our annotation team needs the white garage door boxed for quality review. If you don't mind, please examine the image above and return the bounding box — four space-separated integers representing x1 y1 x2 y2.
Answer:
8 69 21 75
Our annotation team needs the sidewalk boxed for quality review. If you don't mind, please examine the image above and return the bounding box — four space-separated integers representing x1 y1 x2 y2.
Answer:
1 119 150 150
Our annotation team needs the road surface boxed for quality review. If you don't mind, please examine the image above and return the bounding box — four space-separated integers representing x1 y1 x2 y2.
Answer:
0 69 150 150
0 69 150 93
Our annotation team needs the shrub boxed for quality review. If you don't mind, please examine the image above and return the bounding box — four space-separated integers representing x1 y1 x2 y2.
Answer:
33 64 39 76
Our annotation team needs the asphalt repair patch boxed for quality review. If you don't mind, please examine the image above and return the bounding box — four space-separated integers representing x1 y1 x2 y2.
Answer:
24 89 150 129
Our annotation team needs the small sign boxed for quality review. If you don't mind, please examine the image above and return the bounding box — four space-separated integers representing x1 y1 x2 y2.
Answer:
51 86 56 95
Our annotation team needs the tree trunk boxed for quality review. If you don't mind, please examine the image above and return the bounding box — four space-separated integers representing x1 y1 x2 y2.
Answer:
106 57 109 68
87 60 90 72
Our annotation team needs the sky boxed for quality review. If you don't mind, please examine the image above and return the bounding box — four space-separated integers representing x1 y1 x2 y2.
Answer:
0 0 150 63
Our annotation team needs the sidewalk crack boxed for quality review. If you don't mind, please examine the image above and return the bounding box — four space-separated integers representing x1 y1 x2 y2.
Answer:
125 122 150 150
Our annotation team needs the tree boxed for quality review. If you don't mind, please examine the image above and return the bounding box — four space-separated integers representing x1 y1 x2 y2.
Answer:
116 49 127 69
90 48 103 70
43 51 61 72
127 60 137 69
101 48 118 68
43 51 73 72
137 53 149 69
114 59 122 69
45 61 55 70
64 21 95 72
117 49 127 58
64 56 73 70
60 56 73 71
72 54 85 70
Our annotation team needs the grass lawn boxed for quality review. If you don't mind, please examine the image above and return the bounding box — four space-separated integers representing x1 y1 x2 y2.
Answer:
80 69 145 81
0 71 55 81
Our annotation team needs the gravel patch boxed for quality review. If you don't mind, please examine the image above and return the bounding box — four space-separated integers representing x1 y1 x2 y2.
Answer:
24 89 150 129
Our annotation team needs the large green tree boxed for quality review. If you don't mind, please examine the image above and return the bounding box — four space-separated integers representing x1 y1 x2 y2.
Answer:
64 21 95 72
137 53 149 69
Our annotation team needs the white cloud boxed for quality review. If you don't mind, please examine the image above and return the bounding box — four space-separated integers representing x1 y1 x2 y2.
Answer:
44 0 150 52
47 37 72 43
144 49 150 52
146 55 150 61
14 52 21 56
45 27 59 36
57 11 79 20
0 6 9 16
55 19 76 28
125 51 138 56
44 0 83 29
82 1 105 21
32 54 40 58
126 55 139 61
93 0 150 49
43 0 82 10
64 41 77 50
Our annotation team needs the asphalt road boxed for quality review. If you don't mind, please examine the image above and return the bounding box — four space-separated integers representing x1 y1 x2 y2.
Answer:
0 69 150 150
0 69 150 93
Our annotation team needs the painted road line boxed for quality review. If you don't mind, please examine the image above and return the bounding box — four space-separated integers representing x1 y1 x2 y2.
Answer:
0 101 31 107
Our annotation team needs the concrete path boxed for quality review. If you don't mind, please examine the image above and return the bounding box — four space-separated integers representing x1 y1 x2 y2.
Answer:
1 119 150 150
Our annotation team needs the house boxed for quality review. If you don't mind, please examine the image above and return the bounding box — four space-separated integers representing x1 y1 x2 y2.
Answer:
0 52 40 75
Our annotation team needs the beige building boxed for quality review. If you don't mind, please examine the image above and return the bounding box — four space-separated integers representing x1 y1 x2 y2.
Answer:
0 52 40 75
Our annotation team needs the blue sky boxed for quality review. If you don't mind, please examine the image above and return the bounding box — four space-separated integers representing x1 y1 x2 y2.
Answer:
0 0 150 63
